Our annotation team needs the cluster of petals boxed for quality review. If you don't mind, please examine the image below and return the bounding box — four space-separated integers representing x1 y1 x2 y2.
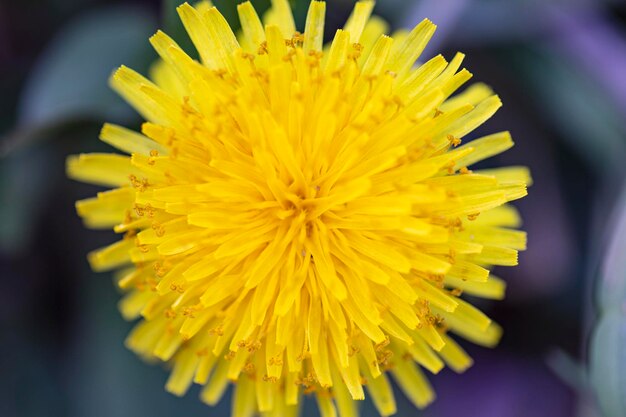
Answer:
68 1 529 416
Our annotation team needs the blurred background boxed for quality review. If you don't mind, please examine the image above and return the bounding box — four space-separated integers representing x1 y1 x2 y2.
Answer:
1 0 626 416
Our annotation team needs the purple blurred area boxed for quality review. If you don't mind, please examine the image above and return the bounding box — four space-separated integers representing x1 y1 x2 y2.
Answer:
429 351 574 417
1 1 626 417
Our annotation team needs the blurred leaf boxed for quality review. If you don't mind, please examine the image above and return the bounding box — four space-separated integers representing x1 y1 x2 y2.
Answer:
503 46 626 176
436 0 625 46
589 182 626 417
596 184 626 309
0 122 103 255
2 5 156 155
589 309 626 417
546 349 588 392
0 146 54 254
546 10 626 123
375 0 412 23
67 268 219 417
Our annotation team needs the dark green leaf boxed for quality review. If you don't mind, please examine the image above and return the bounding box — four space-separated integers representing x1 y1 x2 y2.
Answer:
3 5 157 155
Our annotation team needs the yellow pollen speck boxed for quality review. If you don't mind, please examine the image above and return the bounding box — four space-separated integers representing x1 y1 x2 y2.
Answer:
258 41 268 55
447 134 462 147
467 212 480 220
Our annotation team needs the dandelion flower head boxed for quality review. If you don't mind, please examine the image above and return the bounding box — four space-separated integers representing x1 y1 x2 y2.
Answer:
68 1 530 416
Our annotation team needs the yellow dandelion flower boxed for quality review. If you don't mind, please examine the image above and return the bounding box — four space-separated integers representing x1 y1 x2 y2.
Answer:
68 1 530 416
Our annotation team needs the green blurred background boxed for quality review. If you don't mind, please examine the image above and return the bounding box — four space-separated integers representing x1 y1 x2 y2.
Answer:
1 0 626 416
